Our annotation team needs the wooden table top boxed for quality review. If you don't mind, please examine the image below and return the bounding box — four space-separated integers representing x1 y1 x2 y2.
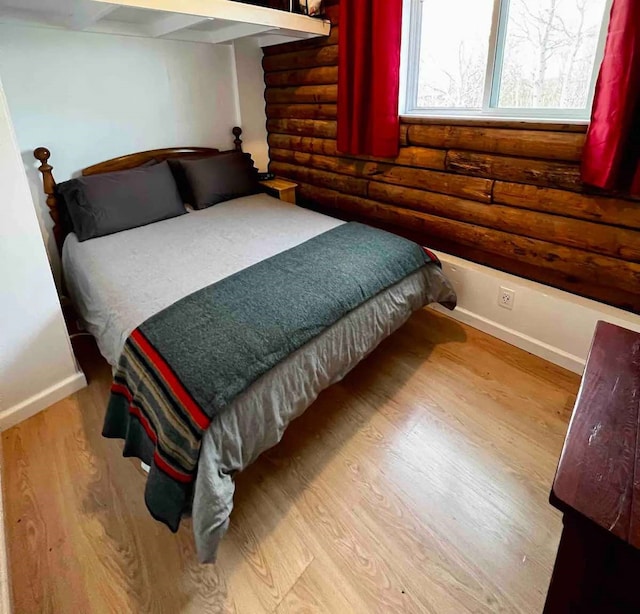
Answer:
259 177 298 190
551 321 640 547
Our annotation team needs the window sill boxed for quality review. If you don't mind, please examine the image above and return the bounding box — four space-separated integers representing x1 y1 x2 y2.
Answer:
400 114 589 133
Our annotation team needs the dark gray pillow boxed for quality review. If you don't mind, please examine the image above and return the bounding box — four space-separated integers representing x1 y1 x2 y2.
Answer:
57 161 186 242
166 156 217 205
177 152 259 209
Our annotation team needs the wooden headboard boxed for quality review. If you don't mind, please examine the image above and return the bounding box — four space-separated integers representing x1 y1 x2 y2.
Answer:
34 126 245 254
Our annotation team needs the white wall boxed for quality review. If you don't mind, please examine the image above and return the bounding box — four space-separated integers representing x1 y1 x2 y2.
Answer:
233 37 269 172
0 23 271 429
432 252 640 374
0 24 241 270
0 76 85 428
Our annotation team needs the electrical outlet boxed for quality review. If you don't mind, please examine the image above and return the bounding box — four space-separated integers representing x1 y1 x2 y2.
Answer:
498 286 515 310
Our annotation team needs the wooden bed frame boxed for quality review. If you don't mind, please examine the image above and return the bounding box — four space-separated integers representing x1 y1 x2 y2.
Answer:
33 126 245 255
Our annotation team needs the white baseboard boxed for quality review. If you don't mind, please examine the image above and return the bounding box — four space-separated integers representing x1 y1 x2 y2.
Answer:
431 252 640 375
0 371 86 432
432 304 585 373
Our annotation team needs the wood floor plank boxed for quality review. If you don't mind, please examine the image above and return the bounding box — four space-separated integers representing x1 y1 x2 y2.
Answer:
217 472 315 613
264 384 548 612
265 426 499 612
2 309 579 613
275 557 370 614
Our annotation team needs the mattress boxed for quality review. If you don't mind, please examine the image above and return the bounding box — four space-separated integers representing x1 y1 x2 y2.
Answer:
63 193 456 562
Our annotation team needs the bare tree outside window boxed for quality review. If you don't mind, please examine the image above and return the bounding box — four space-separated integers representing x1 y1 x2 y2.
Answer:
407 0 609 118
499 0 604 109
416 0 494 109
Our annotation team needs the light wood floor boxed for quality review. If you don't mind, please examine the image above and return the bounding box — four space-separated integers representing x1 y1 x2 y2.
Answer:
3 309 579 614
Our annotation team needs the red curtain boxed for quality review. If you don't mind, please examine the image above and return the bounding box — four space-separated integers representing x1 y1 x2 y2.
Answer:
581 0 640 195
337 0 403 158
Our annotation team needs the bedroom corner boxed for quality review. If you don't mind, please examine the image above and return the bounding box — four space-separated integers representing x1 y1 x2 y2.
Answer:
0 77 86 431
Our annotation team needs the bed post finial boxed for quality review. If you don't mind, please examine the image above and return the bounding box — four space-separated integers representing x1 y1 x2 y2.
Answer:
232 126 243 151
34 146 63 253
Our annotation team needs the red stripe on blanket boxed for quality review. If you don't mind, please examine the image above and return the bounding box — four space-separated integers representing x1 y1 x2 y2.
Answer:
131 329 210 430
128 403 158 444
111 383 158 444
111 382 132 400
112 382 194 483
421 246 439 264
153 451 193 484
130 405 194 483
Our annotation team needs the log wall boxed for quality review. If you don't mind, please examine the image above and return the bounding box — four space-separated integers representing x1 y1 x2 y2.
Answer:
262 2 640 312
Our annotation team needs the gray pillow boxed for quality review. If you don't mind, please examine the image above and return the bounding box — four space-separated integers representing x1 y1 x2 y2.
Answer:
57 161 186 242
166 155 218 206
177 152 259 209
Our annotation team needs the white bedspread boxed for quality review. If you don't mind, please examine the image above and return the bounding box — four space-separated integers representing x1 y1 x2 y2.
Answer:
63 193 456 562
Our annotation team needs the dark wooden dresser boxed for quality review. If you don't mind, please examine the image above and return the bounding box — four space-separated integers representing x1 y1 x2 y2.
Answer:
545 321 640 613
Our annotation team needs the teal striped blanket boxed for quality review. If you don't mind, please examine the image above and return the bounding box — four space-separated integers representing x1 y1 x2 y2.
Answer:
103 222 440 530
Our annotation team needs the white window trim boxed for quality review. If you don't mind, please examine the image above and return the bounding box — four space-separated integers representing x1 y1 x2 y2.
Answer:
400 0 613 123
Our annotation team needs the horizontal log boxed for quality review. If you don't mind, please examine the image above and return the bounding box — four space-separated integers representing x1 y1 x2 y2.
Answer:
269 161 368 197
262 44 338 72
391 146 447 169
265 66 338 87
363 164 492 203
268 134 445 169
267 118 337 138
297 181 339 209
493 182 640 230
348 146 446 170
367 182 640 262
262 25 339 56
407 124 584 162
290 182 640 291
270 147 339 170
446 150 582 192
268 134 338 156
264 84 338 104
288 162 640 262
266 103 337 120
267 119 444 177
269 147 490 202
401 116 588 134
400 124 409 147
296 183 640 311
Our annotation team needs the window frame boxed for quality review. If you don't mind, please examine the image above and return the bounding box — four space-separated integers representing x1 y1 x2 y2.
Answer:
400 0 612 122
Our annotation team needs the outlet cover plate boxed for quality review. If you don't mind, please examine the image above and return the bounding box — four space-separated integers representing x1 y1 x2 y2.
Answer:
498 286 515 310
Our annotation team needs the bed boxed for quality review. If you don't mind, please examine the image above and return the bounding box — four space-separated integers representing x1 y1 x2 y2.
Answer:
34 127 456 563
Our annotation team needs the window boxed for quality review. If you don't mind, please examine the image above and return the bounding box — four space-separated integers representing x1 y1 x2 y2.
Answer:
402 0 611 120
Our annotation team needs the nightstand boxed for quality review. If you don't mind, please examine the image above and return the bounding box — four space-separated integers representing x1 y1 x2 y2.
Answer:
259 177 298 205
